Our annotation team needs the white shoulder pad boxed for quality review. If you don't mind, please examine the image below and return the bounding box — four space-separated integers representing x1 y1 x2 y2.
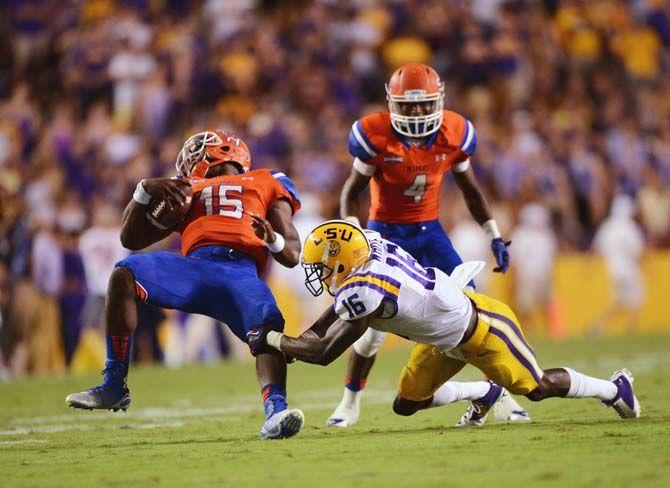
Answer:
450 261 485 289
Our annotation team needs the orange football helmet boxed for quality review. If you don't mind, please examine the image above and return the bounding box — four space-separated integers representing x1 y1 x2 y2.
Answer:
386 63 444 138
175 129 251 178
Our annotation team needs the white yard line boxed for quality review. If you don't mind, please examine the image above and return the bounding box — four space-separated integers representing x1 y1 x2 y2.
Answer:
0 439 48 446
1 389 396 437
2 350 666 438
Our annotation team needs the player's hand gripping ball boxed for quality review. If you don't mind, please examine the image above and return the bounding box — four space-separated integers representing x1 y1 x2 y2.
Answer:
144 178 193 229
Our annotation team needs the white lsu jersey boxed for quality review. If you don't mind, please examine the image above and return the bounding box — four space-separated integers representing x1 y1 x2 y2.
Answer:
333 233 474 354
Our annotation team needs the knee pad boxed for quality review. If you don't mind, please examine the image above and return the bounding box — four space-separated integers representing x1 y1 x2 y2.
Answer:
353 328 387 358
392 397 419 416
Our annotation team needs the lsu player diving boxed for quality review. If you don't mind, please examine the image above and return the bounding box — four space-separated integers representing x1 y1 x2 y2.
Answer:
332 62 524 427
248 221 641 426
66 130 305 440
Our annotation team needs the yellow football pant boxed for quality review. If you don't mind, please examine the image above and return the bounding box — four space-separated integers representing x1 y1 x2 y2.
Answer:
398 292 544 401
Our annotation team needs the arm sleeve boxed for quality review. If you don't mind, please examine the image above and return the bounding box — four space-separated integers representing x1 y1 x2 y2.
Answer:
333 269 402 321
452 158 471 173
270 170 301 214
458 116 478 157
353 157 376 176
334 283 385 321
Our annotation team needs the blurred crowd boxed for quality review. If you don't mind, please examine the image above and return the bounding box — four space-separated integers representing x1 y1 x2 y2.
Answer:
1 0 669 377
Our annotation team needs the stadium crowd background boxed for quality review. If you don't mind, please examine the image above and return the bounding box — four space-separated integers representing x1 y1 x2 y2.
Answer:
0 0 669 378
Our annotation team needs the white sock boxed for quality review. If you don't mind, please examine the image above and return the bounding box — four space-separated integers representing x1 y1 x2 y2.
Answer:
341 387 362 409
564 367 617 401
429 381 491 408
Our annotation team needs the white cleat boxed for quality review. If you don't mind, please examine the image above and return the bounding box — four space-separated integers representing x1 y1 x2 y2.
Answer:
326 402 360 428
456 381 504 428
260 409 304 440
493 390 531 422
604 369 641 419
326 388 362 428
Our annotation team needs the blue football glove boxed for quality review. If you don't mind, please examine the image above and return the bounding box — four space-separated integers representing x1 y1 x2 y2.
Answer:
246 326 270 356
491 238 511 273
247 325 295 363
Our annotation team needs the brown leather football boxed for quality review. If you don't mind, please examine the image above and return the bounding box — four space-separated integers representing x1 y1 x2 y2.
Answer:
146 186 193 229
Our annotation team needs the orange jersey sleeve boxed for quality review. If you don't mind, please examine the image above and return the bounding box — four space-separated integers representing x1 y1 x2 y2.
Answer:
179 169 300 275
348 113 394 175
442 110 477 161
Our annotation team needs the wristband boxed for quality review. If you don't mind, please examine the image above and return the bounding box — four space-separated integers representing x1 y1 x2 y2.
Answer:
133 180 152 205
266 232 285 253
344 216 361 227
482 219 502 239
266 331 284 351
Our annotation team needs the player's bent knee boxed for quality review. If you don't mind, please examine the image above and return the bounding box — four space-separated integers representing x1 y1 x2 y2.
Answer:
525 376 555 402
525 388 545 402
108 267 136 298
392 396 421 416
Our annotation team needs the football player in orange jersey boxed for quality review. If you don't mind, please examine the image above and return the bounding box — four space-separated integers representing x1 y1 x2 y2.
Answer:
66 130 305 439
326 63 529 427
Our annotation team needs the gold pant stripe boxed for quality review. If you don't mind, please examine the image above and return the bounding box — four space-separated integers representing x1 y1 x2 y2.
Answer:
479 314 544 383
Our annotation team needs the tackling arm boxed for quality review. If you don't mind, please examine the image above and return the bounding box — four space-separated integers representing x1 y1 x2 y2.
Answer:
340 165 372 222
277 306 371 366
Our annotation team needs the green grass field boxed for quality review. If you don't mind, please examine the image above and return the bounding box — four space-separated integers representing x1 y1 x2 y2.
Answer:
1 333 669 488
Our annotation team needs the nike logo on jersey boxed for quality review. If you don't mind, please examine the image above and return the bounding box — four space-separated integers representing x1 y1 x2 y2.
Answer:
383 155 403 163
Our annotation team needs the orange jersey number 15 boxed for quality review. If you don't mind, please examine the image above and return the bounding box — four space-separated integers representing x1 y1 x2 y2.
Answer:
200 184 244 218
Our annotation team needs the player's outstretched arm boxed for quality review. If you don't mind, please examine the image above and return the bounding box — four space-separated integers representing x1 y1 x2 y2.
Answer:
274 307 371 366
340 165 372 224
120 178 190 250
249 199 301 268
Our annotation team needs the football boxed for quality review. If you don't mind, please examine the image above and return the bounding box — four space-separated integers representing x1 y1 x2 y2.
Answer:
146 186 193 229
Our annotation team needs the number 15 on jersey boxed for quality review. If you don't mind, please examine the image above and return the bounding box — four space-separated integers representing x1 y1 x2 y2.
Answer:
200 185 243 218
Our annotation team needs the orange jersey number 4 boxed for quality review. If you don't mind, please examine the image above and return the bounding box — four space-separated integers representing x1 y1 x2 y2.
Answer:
403 174 427 203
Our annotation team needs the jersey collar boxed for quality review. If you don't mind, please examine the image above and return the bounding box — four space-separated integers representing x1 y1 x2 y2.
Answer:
391 126 440 150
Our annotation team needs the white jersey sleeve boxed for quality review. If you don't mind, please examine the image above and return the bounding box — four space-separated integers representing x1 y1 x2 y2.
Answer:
333 269 401 322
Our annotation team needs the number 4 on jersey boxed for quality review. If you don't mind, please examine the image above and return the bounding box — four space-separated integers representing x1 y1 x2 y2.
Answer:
403 174 427 203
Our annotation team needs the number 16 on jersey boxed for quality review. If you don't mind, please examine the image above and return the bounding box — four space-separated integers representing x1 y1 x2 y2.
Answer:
342 293 367 318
